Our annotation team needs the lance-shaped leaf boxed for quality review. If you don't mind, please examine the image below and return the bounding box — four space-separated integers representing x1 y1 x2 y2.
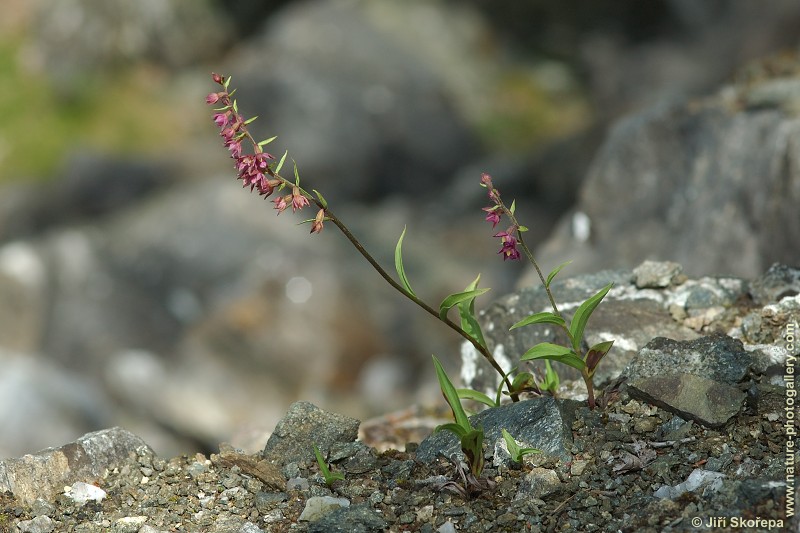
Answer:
274 150 289 174
546 260 572 288
439 288 490 321
394 226 416 298
456 274 487 348
569 283 613 353
542 360 560 392
502 429 541 464
520 342 585 371
313 444 345 486
461 428 485 477
312 189 328 209
257 134 277 146
585 340 615 378
509 311 568 332
292 159 301 187
432 355 472 434
456 388 498 408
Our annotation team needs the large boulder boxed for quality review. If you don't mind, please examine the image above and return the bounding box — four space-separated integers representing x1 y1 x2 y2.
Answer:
533 63 800 281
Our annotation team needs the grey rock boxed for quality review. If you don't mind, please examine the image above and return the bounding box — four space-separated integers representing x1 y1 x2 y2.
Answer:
15 515 55 533
416 397 578 464
633 260 684 289
262 402 360 466
462 264 700 396
514 467 562 500
0 427 152 506
299 496 350 522
534 76 800 281
653 468 725 499
621 334 753 385
748 263 800 305
307 502 388 533
627 373 745 428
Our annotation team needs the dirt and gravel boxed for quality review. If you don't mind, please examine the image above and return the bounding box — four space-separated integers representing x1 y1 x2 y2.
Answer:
1 379 792 533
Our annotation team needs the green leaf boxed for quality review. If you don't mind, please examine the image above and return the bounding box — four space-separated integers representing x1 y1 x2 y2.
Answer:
502 429 541 463
244 116 259 125
313 444 345 486
313 189 328 209
585 340 615 378
432 355 472 433
292 159 301 187
232 99 239 113
510 372 536 393
439 288 490 321
520 342 586 371
434 422 469 438
546 260 572 288
509 199 516 215
461 428 485 477
257 135 277 146
569 283 613 352
456 274 487 348
509 311 568 331
456 388 498 408
518 225 529 232
223 76 231 89
394 226 416 298
275 150 289 174
542 360 560 392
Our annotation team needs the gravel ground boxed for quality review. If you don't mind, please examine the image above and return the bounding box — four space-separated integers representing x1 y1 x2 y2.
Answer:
1 381 793 533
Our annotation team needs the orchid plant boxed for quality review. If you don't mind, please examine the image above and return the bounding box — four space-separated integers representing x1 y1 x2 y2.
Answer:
207 73 614 476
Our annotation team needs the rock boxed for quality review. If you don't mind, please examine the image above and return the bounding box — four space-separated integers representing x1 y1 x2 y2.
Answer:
633 260 684 289
653 468 725 499
416 397 578 464
0 427 151 506
307 502 388 533
515 467 562 500
748 263 800 304
64 481 107 505
621 334 753 385
534 68 800 281
627 373 745 428
15 515 55 533
299 496 350 522
461 262 701 396
262 402 360 466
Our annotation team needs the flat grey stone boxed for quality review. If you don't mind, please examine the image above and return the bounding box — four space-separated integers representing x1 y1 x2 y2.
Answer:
628 373 745 428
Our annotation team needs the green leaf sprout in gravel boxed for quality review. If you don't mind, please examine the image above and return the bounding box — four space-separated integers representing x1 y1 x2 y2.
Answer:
312 444 345 487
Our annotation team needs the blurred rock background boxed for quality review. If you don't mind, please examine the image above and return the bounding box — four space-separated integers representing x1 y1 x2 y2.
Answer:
1 0 799 457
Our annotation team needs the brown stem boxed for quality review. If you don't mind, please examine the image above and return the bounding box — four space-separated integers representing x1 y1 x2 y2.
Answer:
263 171 517 400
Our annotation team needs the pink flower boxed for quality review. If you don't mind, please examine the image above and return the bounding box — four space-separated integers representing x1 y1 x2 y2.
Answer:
480 173 493 188
483 206 501 228
213 111 230 128
495 230 521 261
212 72 225 85
206 92 223 105
310 209 325 234
273 195 290 214
291 187 309 212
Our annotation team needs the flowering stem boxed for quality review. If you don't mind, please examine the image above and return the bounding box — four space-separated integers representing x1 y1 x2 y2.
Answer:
497 201 561 319
271 175 518 399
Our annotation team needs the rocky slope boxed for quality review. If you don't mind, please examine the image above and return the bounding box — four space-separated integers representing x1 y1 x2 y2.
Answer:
1 262 796 532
